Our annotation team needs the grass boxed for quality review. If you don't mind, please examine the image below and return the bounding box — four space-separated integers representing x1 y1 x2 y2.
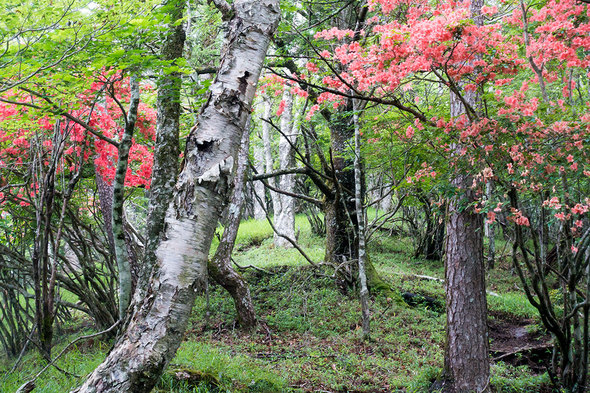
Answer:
1 214 547 392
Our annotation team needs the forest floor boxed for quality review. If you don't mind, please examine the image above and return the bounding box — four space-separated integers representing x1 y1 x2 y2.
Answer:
1 216 553 392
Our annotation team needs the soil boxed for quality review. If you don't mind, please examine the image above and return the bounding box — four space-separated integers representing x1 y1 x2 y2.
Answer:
488 311 553 373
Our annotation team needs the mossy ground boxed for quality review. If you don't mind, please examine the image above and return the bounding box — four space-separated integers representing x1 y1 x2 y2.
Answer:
1 216 549 392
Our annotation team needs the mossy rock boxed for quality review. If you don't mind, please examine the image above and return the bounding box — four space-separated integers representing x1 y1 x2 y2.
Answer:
366 258 405 305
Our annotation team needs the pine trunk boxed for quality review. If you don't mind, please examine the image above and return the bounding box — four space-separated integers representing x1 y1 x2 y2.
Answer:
71 1 279 391
443 0 490 390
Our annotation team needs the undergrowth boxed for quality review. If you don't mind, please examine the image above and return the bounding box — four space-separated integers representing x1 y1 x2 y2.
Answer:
1 215 546 392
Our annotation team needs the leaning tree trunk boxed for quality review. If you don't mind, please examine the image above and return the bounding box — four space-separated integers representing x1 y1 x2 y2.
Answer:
209 127 257 328
274 87 296 247
443 0 489 390
71 1 279 391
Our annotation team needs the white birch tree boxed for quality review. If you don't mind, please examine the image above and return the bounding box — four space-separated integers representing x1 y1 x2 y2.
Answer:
71 0 280 391
274 87 297 247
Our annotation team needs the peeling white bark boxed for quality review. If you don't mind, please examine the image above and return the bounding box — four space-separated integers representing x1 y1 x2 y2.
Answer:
71 1 279 391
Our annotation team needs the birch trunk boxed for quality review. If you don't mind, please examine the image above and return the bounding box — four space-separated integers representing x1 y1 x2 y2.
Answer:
71 1 279 391
209 127 257 328
353 99 370 338
274 88 296 247
443 0 490 390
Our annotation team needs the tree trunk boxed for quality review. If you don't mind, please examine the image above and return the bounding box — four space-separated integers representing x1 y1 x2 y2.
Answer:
112 75 140 318
444 189 489 391
209 127 257 329
261 96 279 216
140 0 186 300
485 181 495 270
353 99 370 338
274 88 296 247
443 0 489 390
71 1 279 391
252 138 266 220
324 108 356 269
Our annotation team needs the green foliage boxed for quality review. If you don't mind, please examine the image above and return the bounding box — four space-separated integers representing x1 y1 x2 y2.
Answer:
490 363 551 393
168 342 287 393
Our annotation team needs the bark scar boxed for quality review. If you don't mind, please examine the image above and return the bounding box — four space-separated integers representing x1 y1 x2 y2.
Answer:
238 71 251 95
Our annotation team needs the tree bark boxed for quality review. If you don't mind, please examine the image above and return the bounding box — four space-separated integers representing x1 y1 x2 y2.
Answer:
274 87 296 247
324 107 356 268
443 0 490 390
353 99 370 338
208 127 257 329
252 138 266 220
112 75 140 318
261 96 279 215
140 0 186 300
71 1 279 391
484 181 495 270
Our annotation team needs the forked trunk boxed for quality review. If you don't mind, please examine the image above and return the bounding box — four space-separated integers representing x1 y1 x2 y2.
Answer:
71 1 279 391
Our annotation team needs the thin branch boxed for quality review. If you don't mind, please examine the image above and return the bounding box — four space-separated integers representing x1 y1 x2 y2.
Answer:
209 0 232 19
252 189 318 267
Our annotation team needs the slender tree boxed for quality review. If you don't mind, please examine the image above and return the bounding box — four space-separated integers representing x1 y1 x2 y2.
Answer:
112 75 140 318
274 87 297 247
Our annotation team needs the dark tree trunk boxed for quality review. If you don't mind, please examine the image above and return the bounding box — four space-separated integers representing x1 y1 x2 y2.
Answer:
324 108 357 269
444 185 489 391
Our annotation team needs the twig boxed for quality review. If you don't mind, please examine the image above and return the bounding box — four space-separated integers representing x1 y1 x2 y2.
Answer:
252 189 318 267
232 258 274 275
492 343 553 362
4 327 36 377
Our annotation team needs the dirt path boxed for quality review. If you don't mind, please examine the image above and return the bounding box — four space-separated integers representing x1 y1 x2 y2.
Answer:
489 313 552 373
